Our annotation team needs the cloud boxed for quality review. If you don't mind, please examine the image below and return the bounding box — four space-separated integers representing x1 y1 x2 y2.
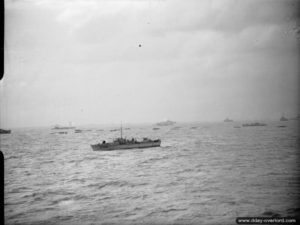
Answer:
2 0 299 127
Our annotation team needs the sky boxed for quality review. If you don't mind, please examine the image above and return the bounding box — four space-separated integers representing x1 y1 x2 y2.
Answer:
1 0 299 128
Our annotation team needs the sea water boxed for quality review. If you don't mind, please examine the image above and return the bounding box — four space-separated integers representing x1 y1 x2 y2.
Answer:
1 121 299 225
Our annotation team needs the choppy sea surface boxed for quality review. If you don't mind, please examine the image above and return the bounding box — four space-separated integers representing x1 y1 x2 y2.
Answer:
1 121 300 225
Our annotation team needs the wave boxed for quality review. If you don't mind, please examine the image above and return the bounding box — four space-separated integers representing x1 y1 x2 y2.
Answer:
86 180 131 190
22 189 75 201
5 155 19 160
286 207 300 216
9 187 30 194
160 208 187 213
146 207 186 217
41 160 54 164
68 178 86 183
261 210 281 217
86 180 149 191
140 155 170 164
5 200 28 206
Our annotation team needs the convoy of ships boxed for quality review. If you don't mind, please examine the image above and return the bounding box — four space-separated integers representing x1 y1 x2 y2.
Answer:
1 115 298 151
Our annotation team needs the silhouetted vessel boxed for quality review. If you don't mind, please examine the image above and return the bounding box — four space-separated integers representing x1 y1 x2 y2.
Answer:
156 120 176 126
0 129 11 134
53 122 75 130
280 116 288 121
110 129 118 132
242 123 266 127
224 118 233 122
91 125 161 151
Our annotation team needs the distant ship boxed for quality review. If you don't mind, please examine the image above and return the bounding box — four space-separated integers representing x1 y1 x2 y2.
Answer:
110 129 118 132
53 126 76 129
0 129 11 134
52 122 76 130
242 122 266 127
156 120 176 126
91 124 161 151
280 116 288 121
224 118 233 122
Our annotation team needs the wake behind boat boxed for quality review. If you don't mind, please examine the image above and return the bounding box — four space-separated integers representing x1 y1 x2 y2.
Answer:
91 124 161 151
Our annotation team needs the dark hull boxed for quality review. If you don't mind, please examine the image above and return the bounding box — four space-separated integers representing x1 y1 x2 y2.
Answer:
242 124 266 127
91 141 161 151
0 129 11 134
53 127 76 129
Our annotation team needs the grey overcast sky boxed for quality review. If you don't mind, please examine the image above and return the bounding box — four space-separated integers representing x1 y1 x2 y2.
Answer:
1 0 299 128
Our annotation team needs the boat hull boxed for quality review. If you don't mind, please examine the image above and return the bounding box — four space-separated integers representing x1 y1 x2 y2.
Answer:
53 127 76 129
91 141 161 151
0 129 11 134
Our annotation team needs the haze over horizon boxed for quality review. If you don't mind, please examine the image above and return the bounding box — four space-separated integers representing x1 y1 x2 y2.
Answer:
1 0 299 129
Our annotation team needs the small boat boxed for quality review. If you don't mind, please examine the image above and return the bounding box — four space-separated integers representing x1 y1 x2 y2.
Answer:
75 129 82 133
0 129 11 134
242 123 266 127
58 131 68 134
156 120 176 126
91 124 161 151
53 122 76 130
110 129 118 132
153 127 160 130
280 115 288 121
278 125 286 128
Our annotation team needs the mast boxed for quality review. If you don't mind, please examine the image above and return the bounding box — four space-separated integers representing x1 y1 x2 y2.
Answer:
120 121 123 139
